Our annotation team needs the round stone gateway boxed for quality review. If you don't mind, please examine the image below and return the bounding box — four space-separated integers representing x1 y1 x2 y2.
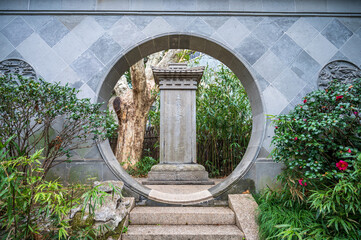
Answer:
318 60 361 89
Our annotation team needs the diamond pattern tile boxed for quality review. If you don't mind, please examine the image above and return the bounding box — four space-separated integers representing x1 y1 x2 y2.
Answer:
89 33 122 65
252 18 284 48
216 17 250 48
321 19 353 49
270 33 302 66
236 34 267 65
287 18 319 48
38 18 69 47
1 17 33 47
142 17 174 37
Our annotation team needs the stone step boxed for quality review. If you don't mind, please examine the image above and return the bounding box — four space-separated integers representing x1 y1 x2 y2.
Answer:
130 206 235 225
122 225 244 240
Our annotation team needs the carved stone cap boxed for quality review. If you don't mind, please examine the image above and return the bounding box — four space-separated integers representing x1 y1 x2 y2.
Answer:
152 63 205 90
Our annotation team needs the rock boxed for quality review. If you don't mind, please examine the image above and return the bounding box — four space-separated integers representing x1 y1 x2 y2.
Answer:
70 181 134 240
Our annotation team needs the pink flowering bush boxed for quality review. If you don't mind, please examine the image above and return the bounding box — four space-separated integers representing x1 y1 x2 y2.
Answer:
257 79 361 239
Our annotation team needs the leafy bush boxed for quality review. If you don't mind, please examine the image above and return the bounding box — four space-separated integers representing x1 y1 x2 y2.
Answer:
126 156 159 177
0 137 120 240
257 79 361 239
0 75 117 174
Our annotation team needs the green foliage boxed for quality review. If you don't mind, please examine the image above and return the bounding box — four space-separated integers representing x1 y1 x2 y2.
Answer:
127 156 159 177
0 75 117 174
257 79 361 239
196 66 252 177
0 138 123 239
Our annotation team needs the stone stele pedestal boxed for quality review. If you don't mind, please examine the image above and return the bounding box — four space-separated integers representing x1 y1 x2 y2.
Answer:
144 63 214 185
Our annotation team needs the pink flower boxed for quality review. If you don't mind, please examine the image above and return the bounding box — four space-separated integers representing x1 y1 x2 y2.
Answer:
303 118 307 121
294 137 298 141
354 112 358 115
303 99 307 103
336 160 348 171
336 95 343 100
348 149 351 153
298 178 307 186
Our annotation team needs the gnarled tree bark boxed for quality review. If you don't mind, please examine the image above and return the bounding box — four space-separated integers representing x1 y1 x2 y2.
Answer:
111 50 181 168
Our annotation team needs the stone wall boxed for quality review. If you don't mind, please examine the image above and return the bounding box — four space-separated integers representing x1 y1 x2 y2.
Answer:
1 0 360 201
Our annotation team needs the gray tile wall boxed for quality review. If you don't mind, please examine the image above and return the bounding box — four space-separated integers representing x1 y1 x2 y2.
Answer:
0 12 360 184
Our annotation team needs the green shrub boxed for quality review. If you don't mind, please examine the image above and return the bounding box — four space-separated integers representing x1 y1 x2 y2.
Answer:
257 79 361 239
0 137 119 240
0 75 117 175
127 156 159 177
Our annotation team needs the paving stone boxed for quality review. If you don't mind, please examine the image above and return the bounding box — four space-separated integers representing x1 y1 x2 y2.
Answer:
89 33 122 65
216 17 250 48
202 16 230 31
38 18 69 47
185 17 215 37
56 15 86 30
142 17 174 37
305 33 337 66
71 50 104 82
53 31 87 65
229 194 259 240
130 207 235 225
252 17 284 48
321 19 353 49
236 34 267 65
254 71 270 92
356 27 361 39
270 33 302 66
94 15 122 30
287 18 319 48
123 225 244 240
109 16 145 49
1 17 33 47
340 35 361 66
71 16 104 49
23 16 53 31
0 33 14 60
237 16 264 31
253 50 286 83
291 51 320 83
272 68 306 101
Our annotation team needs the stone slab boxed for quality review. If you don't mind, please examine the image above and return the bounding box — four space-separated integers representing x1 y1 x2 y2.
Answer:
142 180 215 185
122 225 244 240
130 206 235 225
228 194 259 240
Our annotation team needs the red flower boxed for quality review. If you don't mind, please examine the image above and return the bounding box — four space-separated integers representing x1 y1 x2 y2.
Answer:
348 149 351 153
275 126 278 129
294 137 298 141
298 178 307 186
336 160 348 171
336 95 343 100
303 99 307 103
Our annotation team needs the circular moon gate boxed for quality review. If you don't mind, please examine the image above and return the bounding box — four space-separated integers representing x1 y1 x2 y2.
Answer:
97 33 265 204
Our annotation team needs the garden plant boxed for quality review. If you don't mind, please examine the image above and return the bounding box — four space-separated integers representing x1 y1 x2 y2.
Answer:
0 75 120 239
257 79 361 239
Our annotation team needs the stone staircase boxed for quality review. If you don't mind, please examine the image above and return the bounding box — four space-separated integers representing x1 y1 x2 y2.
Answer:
122 206 244 239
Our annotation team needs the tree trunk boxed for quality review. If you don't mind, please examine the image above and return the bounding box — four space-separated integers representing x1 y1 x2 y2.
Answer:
112 50 181 169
